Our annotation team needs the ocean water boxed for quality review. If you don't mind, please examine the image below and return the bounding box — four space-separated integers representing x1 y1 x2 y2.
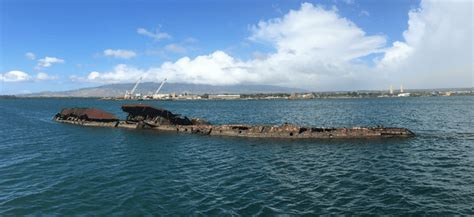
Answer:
0 97 473 215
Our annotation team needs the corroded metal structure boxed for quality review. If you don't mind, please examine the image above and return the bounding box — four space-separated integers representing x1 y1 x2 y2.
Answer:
122 104 194 126
54 104 415 139
55 108 119 122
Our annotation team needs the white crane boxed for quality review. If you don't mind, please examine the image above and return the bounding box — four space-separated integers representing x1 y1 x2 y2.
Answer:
154 78 167 95
153 78 167 99
130 76 143 96
124 76 142 99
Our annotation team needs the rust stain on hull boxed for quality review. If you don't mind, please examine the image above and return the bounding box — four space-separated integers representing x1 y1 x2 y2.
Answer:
54 104 415 139
56 108 118 122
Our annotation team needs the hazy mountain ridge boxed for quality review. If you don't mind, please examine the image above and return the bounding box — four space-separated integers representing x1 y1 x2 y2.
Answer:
23 82 308 97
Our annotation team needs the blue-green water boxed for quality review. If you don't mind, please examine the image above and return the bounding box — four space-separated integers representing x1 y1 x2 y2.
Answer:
0 97 473 215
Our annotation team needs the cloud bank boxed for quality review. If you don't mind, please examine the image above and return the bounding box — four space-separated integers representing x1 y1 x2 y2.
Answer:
86 0 472 90
377 0 473 88
0 71 57 82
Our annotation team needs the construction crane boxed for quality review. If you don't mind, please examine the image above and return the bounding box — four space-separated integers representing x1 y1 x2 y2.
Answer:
124 76 142 99
153 78 167 99
154 78 167 95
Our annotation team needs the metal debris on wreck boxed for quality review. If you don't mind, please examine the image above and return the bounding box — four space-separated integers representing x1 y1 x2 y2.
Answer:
54 104 415 139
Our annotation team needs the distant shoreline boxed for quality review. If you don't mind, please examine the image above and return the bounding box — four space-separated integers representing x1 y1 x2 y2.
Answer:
2 90 473 100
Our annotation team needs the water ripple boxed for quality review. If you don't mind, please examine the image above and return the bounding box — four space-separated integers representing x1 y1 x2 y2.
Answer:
0 97 473 215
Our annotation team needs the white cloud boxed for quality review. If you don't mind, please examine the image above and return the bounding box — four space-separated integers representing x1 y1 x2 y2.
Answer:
103 49 137 59
0 70 31 82
137 27 171 41
25 52 36 60
36 72 57 81
246 3 386 88
164 44 187 54
84 3 385 89
377 0 473 88
157 51 258 85
0 71 59 82
84 52 257 85
85 64 146 83
36 56 64 68
79 1 472 90
80 4 378 89
249 3 385 62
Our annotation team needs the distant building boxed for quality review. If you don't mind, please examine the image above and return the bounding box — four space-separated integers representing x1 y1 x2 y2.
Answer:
208 94 241 100
302 93 315 99
176 92 201 100
152 93 169 99
289 93 315 99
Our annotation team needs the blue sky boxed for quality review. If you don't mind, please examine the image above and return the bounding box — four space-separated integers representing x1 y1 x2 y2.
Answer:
1 0 472 94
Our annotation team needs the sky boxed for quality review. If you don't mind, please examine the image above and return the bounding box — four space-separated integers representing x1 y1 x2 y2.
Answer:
0 0 472 94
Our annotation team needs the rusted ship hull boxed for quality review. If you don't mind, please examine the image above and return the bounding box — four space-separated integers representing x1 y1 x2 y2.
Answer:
54 105 414 139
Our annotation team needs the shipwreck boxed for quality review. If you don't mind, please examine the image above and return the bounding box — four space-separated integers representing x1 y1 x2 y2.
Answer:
54 104 415 139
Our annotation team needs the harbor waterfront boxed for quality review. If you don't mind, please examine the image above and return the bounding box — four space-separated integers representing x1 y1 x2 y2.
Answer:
1 96 473 215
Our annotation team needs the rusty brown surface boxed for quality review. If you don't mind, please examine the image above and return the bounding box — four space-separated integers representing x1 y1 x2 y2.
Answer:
55 105 415 138
58 108 118 122
157 124 415 138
